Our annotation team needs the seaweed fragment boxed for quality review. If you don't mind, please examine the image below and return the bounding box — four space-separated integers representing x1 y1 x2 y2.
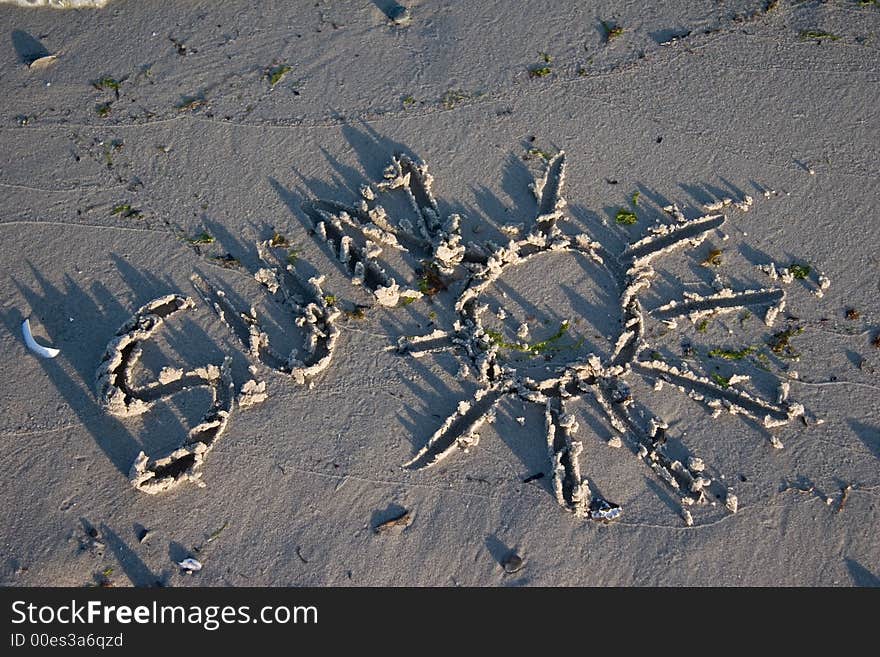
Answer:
768 326 803 358
187 231 215 245
788 263 811 279
111 204 141 219
529 65 552 78
799 30 840 41
269 232 289 247
93 77 121 97
615 209 637 225
601 21 624 42
266 64 292 86
441 89 469 110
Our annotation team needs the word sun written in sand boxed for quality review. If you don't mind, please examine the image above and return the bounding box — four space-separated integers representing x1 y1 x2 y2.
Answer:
95 151 826 525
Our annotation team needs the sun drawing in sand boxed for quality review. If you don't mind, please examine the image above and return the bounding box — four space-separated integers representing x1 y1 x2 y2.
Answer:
96 149 814 525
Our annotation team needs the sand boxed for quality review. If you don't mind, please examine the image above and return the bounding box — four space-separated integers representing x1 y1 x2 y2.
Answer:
0 0 878 586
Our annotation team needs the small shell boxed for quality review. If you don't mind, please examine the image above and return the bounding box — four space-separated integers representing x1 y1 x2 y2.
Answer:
22 318 60 358
177 558 202 572
29 54 59 70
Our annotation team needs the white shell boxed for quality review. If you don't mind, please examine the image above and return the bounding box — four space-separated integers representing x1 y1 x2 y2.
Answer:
177 558 203 572
22 318 60 358
29 54 59 70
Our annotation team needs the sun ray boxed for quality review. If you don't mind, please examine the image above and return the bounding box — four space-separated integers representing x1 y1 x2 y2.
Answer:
403 383 511 470
650 287 785 324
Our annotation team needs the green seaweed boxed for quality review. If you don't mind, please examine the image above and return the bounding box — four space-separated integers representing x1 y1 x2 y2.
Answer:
615 209 637 225
416 263 447 297
343 305 367 320
696 319 710 333
799 30 840 41
323 294 337 306
100 140 123 169
187 231 215 245
601 21 624 42
631 191 640 206
266 64 292 86
441 89 469 110
525 147 555 161
530 321 571 354
485 321 575 356
484 329 530 353
768 326 803 358
402 95 416 107
529 65 552 78
93 77 120 93
788 263 811 279
111 204 141 218
754 351 771 371
710 373 731 388
269 232 289 247
95 102 112 117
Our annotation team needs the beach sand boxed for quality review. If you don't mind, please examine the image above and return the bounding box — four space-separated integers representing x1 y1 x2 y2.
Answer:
0 0 878 586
